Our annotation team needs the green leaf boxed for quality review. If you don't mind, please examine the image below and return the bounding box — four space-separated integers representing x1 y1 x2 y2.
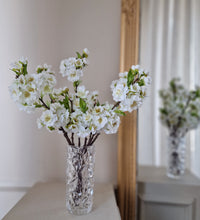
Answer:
11 68 20 75
127 69 134 87
191 112 199 118
133 69 139 77
170 79 177 93
64 96 70 110
196 89 200 98
76 52 82 59
22 63 28 75
48 126 55 131
160 108 168 115
114 110 125 116
190 104 197 110
79 98 88 113
73 80 81 88
34 103 43 108
37 67 43 73
178 103 184 109
138 79 145 86
49 94 56 103
60 95 70 110
82 53 88 58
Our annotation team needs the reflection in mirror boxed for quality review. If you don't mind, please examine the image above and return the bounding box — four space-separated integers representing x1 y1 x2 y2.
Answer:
137 0 200 219
138 0 200 177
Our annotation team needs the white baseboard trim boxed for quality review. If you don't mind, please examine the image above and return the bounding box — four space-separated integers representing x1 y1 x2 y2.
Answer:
0 186 30 192
0 181 35 192
0 178 65 192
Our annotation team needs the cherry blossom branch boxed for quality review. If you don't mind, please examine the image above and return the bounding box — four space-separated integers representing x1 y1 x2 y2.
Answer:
112 101 120 110
39 98 74 145
84 137 88 146
133 77 139 84
87 133 93 146
90 133 100 145
69 99 74 112
59 127 72 145
39 97 50 110
78 137 81 147
71 133 75 145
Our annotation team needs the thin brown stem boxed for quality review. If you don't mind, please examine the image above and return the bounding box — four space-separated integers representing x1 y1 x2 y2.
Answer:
173 96 191 136
39 97 50 110
90 133 96 144
133 77 139 84
91 133 100 145
59 127 72 145
49 94 55 103
75 85 78 93
112 101 121 110
69 99 74 112
78 137 81 147
84 137 88 146
91 134 95 145
87 133 93 146
71 133 74 145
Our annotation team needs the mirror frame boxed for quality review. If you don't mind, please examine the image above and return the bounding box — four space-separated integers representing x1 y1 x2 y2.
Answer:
117 0 140 219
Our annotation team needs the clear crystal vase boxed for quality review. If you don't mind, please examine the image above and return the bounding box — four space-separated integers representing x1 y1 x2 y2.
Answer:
167 135 186 179
66 144 95 215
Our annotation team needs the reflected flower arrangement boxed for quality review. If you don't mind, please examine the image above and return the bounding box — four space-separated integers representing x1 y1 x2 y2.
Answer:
159 78 200 137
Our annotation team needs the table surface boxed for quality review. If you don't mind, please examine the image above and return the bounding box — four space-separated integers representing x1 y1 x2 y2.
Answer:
3 182 121 220
138 166 200 186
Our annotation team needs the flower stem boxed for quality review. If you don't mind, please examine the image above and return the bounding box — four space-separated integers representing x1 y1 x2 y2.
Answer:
69 99 74 112
87 133 93 146
84 137 88 146
39 97 50 110
133 77 139 84
78 137 81 147
91 133 100 145
71 133 74 145
112 101 121 110
59 127 72 145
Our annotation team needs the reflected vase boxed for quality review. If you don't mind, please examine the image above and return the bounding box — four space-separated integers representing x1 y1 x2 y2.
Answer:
167 135 186 179
66 144 95 215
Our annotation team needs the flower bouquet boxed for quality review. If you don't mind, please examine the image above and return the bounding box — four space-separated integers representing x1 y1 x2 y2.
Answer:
9 48 151 214
159 78 200 178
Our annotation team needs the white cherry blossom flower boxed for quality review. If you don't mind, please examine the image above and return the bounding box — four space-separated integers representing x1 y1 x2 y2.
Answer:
131 65 140 70
93 115 108 130
40 110 57 128
77 85 89 98
104 114 120 134
83 48 89 56
112 83 128 102
67 69 83 82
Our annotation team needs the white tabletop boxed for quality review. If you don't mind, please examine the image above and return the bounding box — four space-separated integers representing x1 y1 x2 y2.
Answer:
3 182 121 220
138 166 200 186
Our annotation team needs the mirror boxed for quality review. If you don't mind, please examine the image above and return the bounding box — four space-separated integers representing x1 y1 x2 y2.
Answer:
137 0 200 219
139 0 200 177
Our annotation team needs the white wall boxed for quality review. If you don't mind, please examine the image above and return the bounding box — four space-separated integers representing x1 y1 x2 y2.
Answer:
0 0 121 218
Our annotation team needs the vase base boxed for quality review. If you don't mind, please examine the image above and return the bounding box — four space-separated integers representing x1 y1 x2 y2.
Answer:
167 172 182 179
67 206 92 215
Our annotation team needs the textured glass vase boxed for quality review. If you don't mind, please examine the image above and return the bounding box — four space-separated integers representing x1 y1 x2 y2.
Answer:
167 135 186 179
66 144 95 215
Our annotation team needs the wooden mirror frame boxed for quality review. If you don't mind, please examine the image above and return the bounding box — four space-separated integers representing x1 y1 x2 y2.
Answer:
117 0 140 219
